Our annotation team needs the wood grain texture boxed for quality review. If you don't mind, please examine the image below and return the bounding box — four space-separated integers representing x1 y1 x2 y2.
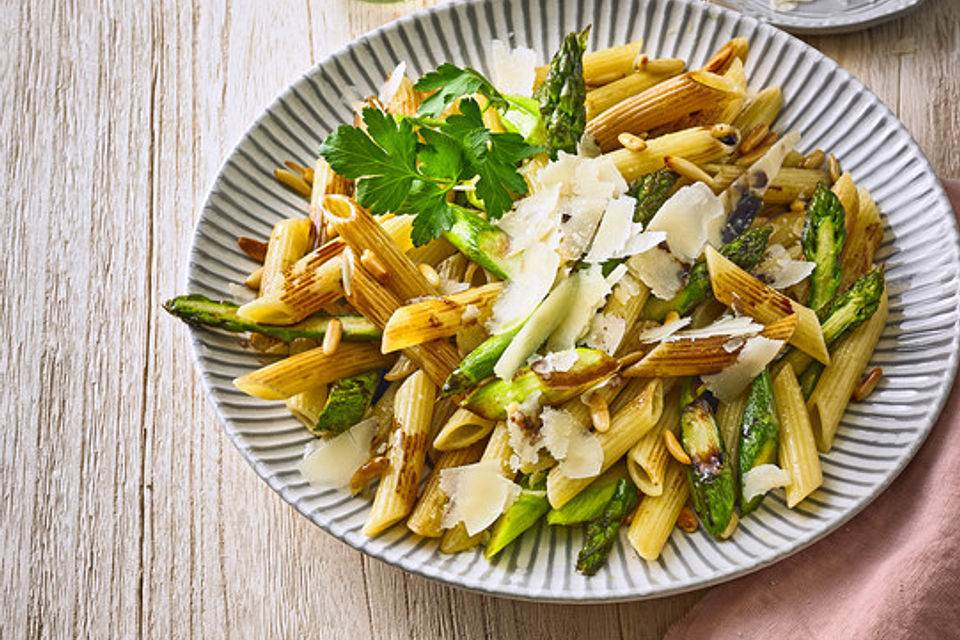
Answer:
0 0 956 638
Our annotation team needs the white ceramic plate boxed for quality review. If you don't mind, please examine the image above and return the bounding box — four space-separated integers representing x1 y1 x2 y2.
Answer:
712 0 927 34
185 0 959 601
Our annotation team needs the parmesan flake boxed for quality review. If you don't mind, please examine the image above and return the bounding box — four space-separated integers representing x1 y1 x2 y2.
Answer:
741 464 792 502
298 418 378 489
701 335 785 401
440 460 522 535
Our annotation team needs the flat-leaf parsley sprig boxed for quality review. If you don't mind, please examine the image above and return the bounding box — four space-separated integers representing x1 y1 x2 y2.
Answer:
318 65 543 246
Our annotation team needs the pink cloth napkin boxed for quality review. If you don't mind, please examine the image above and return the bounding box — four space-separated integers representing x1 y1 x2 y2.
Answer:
666 179 960 640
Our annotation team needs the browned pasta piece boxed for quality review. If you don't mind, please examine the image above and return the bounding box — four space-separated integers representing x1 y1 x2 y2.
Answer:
606 125 739 182
381 283 504 352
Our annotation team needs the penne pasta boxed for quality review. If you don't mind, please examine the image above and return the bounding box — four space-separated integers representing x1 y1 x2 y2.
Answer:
535 38 644 88
547 379 663 508
627 387 681 496
705 246 830 364
708 164 828 204
381 282 504 353
285 385 329 428
714 389 749 483
234 342 395 401
732 86 783 136
384 75 422 117
840 186 884 290
601 272 652 355
807 288 888 452
627 459 690 561
587 71 744 151
364 370 436 536
831 172 859 235
701 37 749 75
773 365 823 507
309 157 353 244
607 124 740 182
407 440 486 537
259 218 316 298
433 408 497 452
585 58 685 120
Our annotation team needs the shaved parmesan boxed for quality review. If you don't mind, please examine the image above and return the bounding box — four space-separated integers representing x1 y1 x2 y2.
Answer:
536 348 580 374
584 313 627 355
668 316 763 341
557 428 604 479
298 418 378 489
541 406 578 460
572 155 629 199
495 184 562 255
722 132 802 211
488 243 560 334
494 275 578 379
638 316 692 343
627 247 687 300
647 182 725 263
547 265 615 351
440 460 522 535
755 244 815 290
612 272 643 305
378 61 407 106
577 133 602 158
741 464 791 503
584 197 662 264
505 392 543 467
702 335 785 401
490 40 538 96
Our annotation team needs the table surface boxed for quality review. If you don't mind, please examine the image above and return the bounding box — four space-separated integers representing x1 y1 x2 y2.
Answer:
2 1 958 638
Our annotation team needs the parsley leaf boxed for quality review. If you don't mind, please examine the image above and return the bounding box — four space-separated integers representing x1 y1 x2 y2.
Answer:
414 63 508 117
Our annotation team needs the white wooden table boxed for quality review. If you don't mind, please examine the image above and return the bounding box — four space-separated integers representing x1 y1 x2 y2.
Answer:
2 1 957 637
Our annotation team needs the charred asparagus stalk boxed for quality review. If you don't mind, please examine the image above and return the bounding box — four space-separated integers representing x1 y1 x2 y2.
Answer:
312 370 381 434
163 294 380 342
576 477 639 576
682 397 736 537
441 205 514 280
441 324 523 397
536 27 589 159
485 475 550 559
803 183 847 312
738 369 780 514
628 168 678 227
546 464 628 526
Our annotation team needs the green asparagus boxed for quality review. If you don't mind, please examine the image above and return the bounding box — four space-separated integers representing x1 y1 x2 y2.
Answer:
798 362 824 400
682 397 736 537
642 227 772 322
576 478 639 576
462 348 618 420
628 168 678 227
803 183 847 311
313 370 381 434
737 369 780 514
162 294 381 342
499 95 547 146
546 464 628 525
535 27 589 158
441 205 514 280
441 325 523 397
485 475 550 559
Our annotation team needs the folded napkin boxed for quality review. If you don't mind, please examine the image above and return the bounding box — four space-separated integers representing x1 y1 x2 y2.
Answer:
666 179 960 640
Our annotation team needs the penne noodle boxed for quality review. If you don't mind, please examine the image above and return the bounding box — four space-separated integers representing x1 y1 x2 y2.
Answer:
535 38 644 88
364 370 436 536
773 365 823 507
244 266 263 290
406 236 458 268
236 215 414 324
622 314 798 378
587 71 744 151
233 342 395 401
627 459 690 561
407 440 486 537
433 408 496 452
259 218 316 298
309 157 353 244
607 124 740 182
701 37 749 75
708 165 828 204
840 186 884 290
627 387 681 496
807 288 888 452
285 385 329 428
370 381 401 455
705 246 830 364
440 421 513 553
381 282 504 353
384 75 422 117
585 59 685 120
547 379 663 509
831 172 859 235
732 86 784 135
714 389 749 482
601 272 652 356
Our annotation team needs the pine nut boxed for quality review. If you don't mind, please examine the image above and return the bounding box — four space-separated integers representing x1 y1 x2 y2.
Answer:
237 236 268 262
273 168 312 197
360 249 391 282
618 132 648 152
790 199 807 213
322 318 343 355
738 124 769 155
349 455 389 495
664 429 691 465
853 367 883 402
585 392 611 433
828 154 842 183
802 149 825 170
676 506 699 533
664 311 681 325
664 156 716 189
244 266 263 289
418 263 442 288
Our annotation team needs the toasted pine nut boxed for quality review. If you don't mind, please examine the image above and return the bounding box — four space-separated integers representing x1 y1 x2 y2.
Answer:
853 367 883 402
584 392 611 433
761 130 779 147
385 354 417 381
284 160 309 175
274 168 312 197
302 168 314 184
676 506 699 533
802 149 825 170
710 123 738 142
665 156 715 189
237 236 268 262
244 266 263 289
349 455 389 495
618 132 648 152
738 124 769 155
360 249 391 282
322 318 343 355
828 154 842 183
633 53 649 69
735 143 774 166
790 199 807 213
664 429 691 465
782 149 805 168
418 263 441 288
664 311 681 325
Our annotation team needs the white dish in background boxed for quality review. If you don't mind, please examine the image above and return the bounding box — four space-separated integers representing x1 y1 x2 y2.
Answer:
713 0 927 35
185 0 959 601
